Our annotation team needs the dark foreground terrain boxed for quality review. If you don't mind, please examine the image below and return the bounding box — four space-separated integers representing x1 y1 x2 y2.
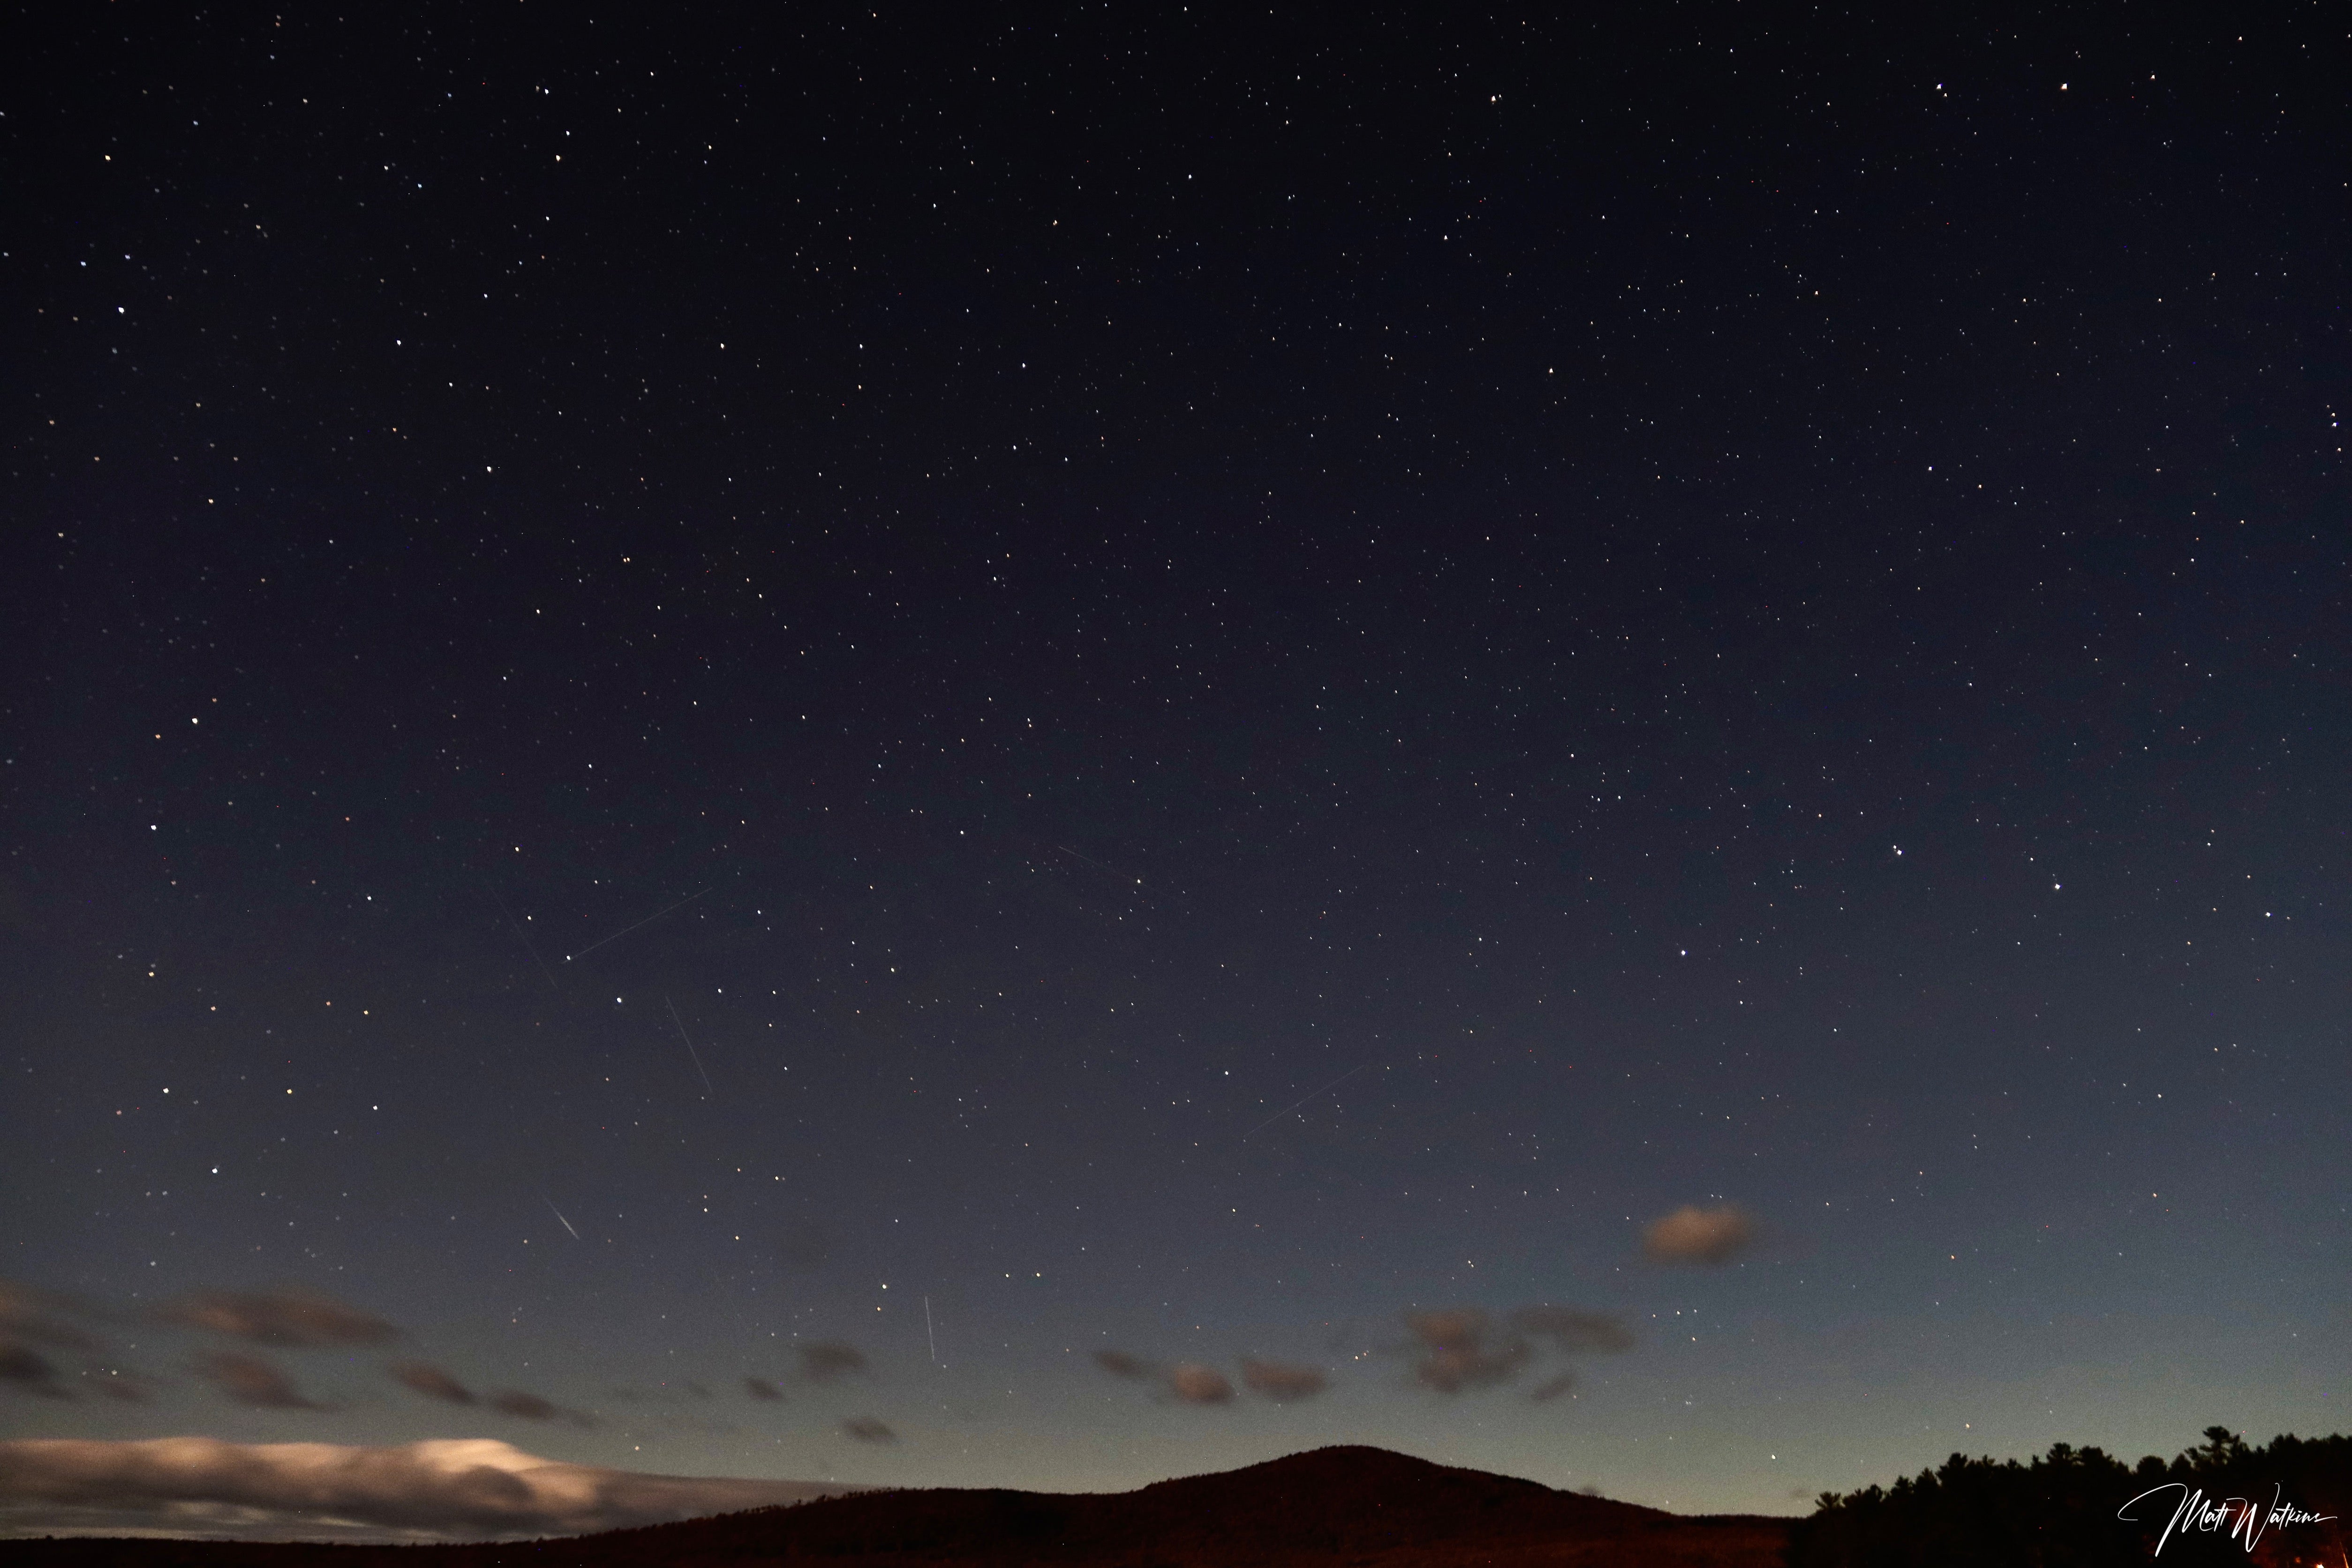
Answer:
2 1446 1790 1567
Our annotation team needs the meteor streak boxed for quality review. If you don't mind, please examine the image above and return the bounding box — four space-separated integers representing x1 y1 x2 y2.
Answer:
489 884 558 990
1055 843 1141 885
667 997 715 1098
1242 1064 1371 1140
569 888 709 959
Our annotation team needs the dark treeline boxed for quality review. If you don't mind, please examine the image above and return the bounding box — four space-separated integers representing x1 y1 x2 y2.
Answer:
1788 1427 2351 1567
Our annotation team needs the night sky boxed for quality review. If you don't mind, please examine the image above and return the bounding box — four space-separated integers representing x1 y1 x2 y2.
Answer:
4 1 2348 1540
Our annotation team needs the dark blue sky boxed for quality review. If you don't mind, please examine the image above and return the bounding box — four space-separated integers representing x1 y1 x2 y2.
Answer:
3 0 2345 1528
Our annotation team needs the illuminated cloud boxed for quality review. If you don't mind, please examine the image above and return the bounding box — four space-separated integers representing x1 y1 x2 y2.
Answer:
797 1342 868 1383
1509 1305 1635 1352
839 1417 896 1444
1093 1349 1154 1379
1641 1205 1756 1265
164 1288 400 1347
197 1352 326 1410
1403 1309 1530 1393
0 1437 859 1541
1240 1357 1327 1402
391 1362 476 1405
1164 1363 1234 1404
744 1376 784 1402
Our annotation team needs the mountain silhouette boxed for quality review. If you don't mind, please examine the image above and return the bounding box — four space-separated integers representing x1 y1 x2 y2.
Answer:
4 1445 1792 1566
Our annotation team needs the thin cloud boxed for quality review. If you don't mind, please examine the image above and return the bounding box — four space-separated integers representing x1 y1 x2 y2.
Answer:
0 1437 860 1541
1239 1358 1327 1402
1509 1305 1636 1353
1403 1308 1486 1348
392 1362 476 1405
90 1372 154 1404
744 1376 784 1402
1530 1372 1577 1403
0 1343 70 1400
1092 1349 1154 1379
797 1341 868 1383
0 1282 105 1354
1164 1363 1234 1404
1403 1309 1530 1394
1093 1350 1240 1404
1414 1339 1530 1393
1642 1205 1756 1265
164 1287 399 1347
197 1352 326 1410
839 1417 896 1444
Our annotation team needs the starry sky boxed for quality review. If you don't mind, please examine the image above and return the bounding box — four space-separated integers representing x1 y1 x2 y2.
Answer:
3 0 2347 1531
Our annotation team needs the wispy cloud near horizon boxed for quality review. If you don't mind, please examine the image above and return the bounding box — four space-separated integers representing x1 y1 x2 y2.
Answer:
797 1341 868 1383
392 1362 476 1405
196 1352 326 1411
1164 1363 1234 1404
1403 1309 1529 1393
0 1282 106 1355
0 1344 70 1401
1642 1205 1756 1265
1240 1358 1327 1401
0 1436 863 1542
162 1288 400 1348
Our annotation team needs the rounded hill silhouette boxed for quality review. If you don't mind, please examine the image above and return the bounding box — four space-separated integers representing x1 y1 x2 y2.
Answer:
5 1445 1790 1567
488 1443 1784 1566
